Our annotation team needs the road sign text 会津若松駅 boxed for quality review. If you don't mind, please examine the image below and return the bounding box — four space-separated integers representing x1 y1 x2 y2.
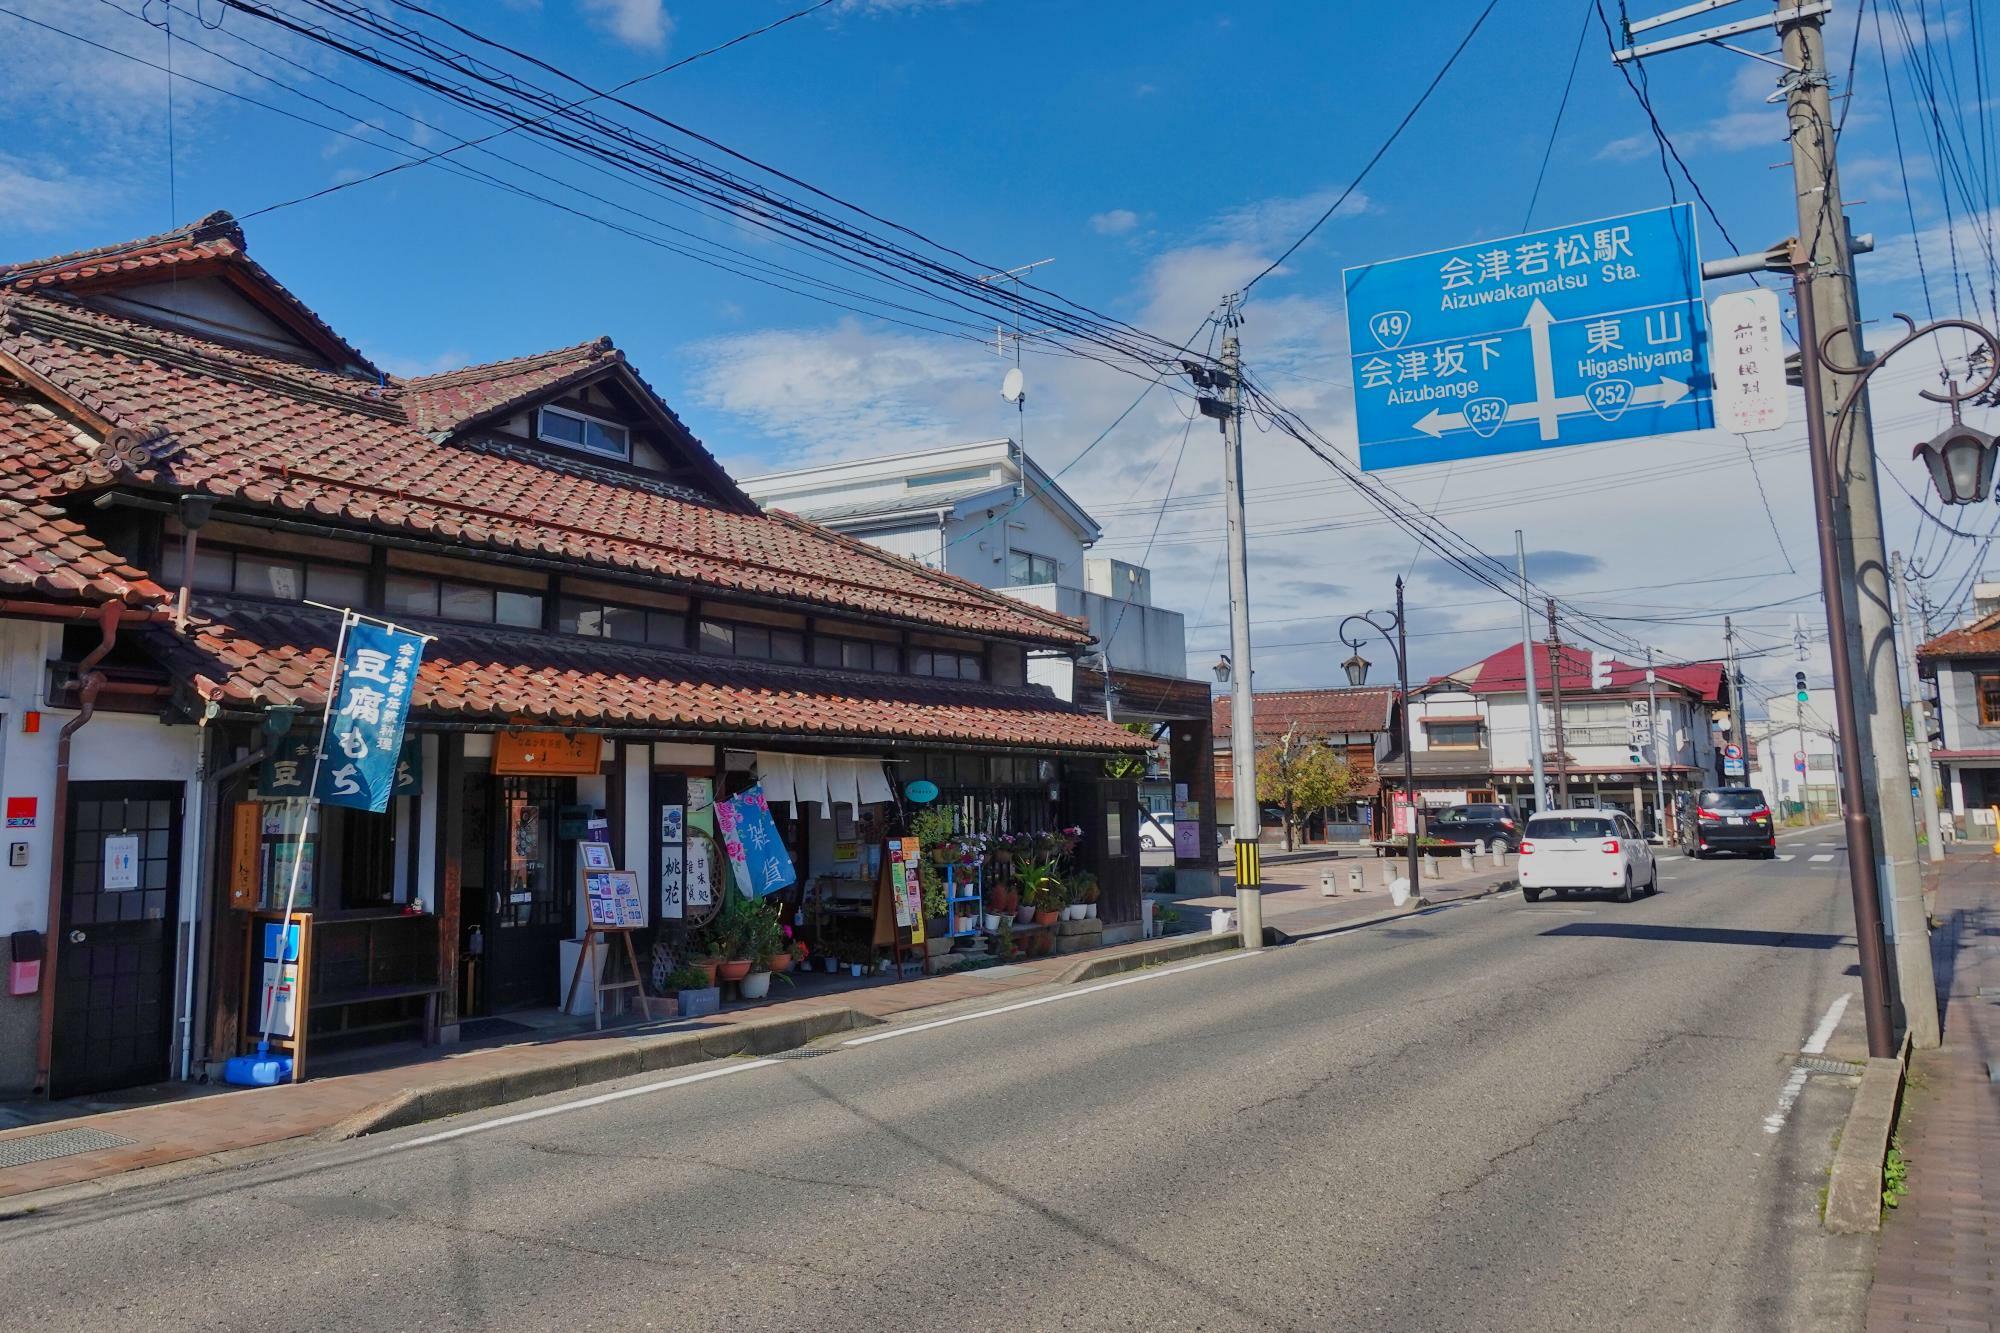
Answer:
1344 203 1713 470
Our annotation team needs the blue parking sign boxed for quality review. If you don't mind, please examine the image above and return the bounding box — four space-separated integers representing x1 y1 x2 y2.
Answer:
1344 204 1712 470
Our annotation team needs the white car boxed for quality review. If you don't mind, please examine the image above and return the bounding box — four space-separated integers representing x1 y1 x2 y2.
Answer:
1139 812 1175 850
1519 809 1657 903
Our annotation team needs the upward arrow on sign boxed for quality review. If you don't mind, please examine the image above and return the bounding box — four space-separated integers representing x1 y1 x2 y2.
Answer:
1413 299 1693 439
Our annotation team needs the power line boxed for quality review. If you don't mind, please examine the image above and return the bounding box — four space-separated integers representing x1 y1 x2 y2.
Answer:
1523 1 1596 232
1241 0 1500 298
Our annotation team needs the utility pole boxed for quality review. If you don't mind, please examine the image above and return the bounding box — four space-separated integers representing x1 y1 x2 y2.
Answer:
1646 647 1667 842
1615 0 1937 1050
1517 531 1548 814
1724 616 1739 788
1545 599 1570 805
1219 300 1262 950
1893 550 1944 864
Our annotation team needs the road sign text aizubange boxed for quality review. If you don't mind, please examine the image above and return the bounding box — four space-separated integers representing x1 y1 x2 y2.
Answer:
1344 204 1713 470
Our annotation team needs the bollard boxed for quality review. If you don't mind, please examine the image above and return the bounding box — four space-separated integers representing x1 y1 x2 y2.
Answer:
1379 859 1394 887
1321 866 1337 897
1493 843 1507 869
1422 852 1439 880
1348 866 1365 894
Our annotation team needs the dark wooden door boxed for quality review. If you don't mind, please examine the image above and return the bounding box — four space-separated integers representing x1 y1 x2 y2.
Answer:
50 781 184 1099
484 777 574 1011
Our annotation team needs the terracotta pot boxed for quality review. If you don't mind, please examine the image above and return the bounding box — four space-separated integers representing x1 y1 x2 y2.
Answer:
770 952 793 974
695 958 721 987
1033 908 1058 926
717 958 752 983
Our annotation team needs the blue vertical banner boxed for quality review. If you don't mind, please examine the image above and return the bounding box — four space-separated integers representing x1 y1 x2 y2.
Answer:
314 619 426 813
715 783 796 897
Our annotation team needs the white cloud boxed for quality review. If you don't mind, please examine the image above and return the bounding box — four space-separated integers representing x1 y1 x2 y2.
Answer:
0 155 93 231
579 0 673 51
1091 209 1140 236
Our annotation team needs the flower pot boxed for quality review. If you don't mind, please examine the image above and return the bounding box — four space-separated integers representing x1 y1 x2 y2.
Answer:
849 963 864 978
739 970 772 1000
982 912 1002 932
1033 908 1058 926
675 985 721 1019
1084 903 1098 919
716 959 752 984
694 958 721 987
1015 905 1037 926
770 952 793 974
824 957 841 974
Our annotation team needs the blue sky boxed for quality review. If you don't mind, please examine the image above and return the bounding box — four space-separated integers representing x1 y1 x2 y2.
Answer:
2 0 1995 700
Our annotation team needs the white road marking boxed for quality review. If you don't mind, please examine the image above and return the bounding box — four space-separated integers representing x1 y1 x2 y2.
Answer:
1763 1065 1811 1134
1802 993 1852 1055
1809 853 1837 863
1776 855 1795 863
842 947 1266 1047
394 1059 779 1148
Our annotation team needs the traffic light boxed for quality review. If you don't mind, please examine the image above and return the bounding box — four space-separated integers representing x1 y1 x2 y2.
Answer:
1590 652 1613 690
1795 671 1809 704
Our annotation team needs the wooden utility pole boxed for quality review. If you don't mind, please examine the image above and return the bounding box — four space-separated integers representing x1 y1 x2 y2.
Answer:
1545 599 1570 806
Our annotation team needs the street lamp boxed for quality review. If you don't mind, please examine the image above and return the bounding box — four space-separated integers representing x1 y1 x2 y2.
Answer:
1912 411 1998 505
1341 577 1423 908
1211 654 1232 684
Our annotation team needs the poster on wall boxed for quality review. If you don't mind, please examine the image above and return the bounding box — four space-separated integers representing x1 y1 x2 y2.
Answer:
102 834 141 890
659 845 686 918
685 843 712 907
898 838 923 927
686 779 715 908
660 804 684 846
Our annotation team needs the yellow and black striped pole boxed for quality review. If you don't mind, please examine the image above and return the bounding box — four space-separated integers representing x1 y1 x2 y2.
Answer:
1233 837 1261 888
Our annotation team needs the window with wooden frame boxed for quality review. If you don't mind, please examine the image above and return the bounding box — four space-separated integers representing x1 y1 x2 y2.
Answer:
161 540 369 607
698 618 807 664
1978 673 2000 727
1424 721 1483 749
559 597 686 647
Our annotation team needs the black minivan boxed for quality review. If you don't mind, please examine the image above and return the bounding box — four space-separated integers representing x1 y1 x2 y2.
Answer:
1432 803 1524 852
1686 787 1777 858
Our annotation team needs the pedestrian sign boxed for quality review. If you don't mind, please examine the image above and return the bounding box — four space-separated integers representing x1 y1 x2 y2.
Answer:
1343 204 1713 470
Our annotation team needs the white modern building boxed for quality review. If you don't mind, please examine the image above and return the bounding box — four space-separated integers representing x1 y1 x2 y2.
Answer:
1749 695 1840 817
743 440 1217 888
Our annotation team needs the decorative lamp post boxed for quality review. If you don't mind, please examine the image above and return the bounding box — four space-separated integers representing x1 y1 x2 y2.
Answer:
1341 578 1422 907
1911 411 1998 506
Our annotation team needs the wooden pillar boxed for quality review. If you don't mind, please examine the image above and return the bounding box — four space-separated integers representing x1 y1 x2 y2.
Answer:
435 733 465 1032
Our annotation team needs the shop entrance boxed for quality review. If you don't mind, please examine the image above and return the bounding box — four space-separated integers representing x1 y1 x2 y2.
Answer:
480 776 576 1012
49 781 183 1099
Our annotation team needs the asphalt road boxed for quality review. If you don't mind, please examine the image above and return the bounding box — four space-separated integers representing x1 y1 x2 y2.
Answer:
1 828 1878 1332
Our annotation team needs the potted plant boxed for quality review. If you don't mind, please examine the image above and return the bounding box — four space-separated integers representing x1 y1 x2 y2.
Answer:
666 962 720 1018
1073 873 1100 920
712 890 761 983
1030 873 1063 926
993 915 1015 960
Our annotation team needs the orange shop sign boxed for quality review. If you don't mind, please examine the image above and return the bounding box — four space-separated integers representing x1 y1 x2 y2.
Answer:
493 730 604 776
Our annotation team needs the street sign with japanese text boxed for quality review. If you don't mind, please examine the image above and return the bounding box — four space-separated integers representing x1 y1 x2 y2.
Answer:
314 619 425 814
1344 204 1712 469
1711 287 1788 434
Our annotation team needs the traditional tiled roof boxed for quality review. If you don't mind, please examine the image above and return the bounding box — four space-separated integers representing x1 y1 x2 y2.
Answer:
1435 643 1725 703
162 599 1145 752
0 290 1090 646
1917 609 2000 662
1211 687 1396 741
0 396 167 605
1 210 377 376
400 339 617 437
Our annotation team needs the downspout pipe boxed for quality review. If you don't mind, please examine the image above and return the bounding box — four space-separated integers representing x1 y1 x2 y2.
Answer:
35 600 124 1093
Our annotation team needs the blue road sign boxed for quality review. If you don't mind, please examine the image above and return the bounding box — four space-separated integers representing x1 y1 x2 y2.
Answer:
1344 204 1713 470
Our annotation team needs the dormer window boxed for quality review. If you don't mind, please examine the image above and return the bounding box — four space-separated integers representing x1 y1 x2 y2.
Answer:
537 404 629 461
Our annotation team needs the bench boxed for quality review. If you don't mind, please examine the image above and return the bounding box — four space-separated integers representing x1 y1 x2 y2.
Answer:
310 981 446 1044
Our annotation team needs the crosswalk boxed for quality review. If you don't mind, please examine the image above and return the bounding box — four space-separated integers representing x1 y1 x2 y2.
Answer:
1809 853 1837 863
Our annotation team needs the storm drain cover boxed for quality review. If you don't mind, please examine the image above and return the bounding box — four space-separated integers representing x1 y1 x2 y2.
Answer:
1797 1056 1865 1077
765 1048 832 1061
0 1127 135 1170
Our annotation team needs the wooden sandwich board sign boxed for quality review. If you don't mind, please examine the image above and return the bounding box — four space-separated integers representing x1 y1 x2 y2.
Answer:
563 851 653 1030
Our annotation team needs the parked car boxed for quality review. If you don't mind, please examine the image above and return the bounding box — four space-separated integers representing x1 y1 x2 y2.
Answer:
1519 809 1657 902
1431 802 1523 852
1139 811 1175 850
1684 787 1777 859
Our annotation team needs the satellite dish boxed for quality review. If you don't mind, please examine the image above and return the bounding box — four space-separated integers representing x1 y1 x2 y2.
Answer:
1001 367 1025 404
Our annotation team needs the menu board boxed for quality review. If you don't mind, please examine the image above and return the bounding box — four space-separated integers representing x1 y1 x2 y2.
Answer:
585 869 647 929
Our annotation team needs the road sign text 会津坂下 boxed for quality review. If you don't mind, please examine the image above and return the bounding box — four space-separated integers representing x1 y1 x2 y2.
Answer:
1344 204 1713 470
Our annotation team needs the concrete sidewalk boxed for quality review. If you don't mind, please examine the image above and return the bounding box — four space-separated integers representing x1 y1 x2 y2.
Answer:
0 922 1237 1206
1182 847 1521 938
1866 848 2000 1332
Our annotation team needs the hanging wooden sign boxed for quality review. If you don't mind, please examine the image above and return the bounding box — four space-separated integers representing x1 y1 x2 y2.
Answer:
494 730 603 776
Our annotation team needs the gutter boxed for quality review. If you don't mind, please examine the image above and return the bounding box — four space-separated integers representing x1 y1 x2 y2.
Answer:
34 600 123 1094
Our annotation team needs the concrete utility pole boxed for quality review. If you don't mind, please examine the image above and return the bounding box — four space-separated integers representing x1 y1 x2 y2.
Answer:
1517 531 1548 813
1724 615 1739 788
1893 550 1944 864
1545 600 1570 805
1646 647 1667 841
1219 304 1262 951
1778 4 1936 1047
1613 0 1939 1052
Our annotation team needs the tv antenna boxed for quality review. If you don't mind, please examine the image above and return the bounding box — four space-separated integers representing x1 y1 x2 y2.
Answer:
978 258 1056 448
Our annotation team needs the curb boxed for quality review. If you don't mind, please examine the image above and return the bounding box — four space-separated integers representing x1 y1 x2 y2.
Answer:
1266 877 1520 943
1051 930 1241 984
325 1006 881 1141
1823 1035 1911 1234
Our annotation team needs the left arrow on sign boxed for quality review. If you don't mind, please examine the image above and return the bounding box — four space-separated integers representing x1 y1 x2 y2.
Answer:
1414 376 1688 439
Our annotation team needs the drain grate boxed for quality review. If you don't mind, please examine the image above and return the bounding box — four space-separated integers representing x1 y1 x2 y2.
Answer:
765 1048 832 1061
1798 1056 1865 1077
0 1127 136 1170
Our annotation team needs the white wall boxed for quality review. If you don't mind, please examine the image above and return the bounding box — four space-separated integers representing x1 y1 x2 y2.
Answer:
943 499 1086 590
1935 660 1991 752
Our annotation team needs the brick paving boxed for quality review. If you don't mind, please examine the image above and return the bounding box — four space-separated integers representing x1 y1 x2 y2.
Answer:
1867 849 2000 1333
0 922 1210 1202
